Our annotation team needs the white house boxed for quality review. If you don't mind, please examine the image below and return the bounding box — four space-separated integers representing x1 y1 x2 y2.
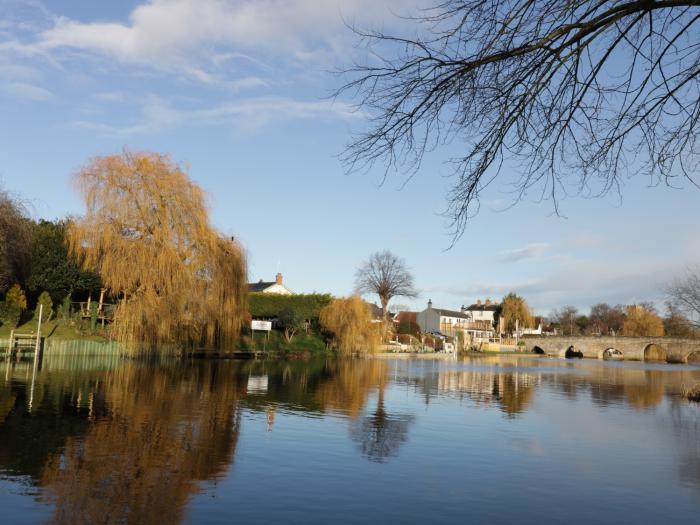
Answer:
416 299 497 344
416 300 471 336
248 273 293 295
461 299 499 324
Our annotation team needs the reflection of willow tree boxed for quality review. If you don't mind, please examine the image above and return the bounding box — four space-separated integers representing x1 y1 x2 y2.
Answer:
349 366 415 463
624 371 666 410
314 359 388 417
41 363 246 525
0 389 16 425
495 375 535 417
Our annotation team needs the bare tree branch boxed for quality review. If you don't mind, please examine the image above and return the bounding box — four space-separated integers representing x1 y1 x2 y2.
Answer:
667 266 700 328
338 0 700 242
354 250 417 316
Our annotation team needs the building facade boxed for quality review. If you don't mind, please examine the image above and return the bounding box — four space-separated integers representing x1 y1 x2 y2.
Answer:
247 273 293 295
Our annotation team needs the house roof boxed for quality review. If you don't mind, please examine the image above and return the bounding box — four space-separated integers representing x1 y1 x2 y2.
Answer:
463 303 499 312
369 303 396 320
433 308 470 319
248 280 277 292
395 311 417 324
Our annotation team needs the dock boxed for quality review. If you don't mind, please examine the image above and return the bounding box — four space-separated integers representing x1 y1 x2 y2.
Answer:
6 330 44 357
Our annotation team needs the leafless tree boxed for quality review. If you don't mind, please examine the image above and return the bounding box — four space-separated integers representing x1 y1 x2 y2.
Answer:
339 0 700 240
668 266 700 328
0 188 31 294
355 250 417 317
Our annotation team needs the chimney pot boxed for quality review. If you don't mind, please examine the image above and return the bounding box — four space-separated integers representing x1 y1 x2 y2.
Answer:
276 273 283 285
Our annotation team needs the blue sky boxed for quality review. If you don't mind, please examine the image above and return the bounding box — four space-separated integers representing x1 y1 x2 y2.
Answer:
1 0 698 315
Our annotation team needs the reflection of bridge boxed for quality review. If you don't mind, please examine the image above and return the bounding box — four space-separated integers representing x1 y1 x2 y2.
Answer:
524 336 700 363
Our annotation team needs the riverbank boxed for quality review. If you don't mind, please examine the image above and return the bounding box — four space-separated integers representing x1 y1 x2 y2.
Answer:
0 318 109 342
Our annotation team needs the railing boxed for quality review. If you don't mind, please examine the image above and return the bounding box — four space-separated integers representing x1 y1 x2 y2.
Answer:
73 301 116 321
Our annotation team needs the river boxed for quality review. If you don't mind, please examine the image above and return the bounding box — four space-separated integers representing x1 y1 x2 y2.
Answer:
1 353 700 524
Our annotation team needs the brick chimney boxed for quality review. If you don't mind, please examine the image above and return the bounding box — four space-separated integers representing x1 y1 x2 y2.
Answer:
485 298 492 306
476 299 482 306
276 273 283 285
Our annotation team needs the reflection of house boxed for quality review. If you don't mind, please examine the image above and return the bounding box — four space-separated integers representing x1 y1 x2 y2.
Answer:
247 273 293 295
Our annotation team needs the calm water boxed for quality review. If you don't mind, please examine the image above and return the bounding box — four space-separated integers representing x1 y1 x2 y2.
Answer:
1 353 700 524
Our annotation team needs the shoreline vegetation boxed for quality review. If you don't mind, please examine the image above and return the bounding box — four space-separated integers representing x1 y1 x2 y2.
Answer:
1 151 699 361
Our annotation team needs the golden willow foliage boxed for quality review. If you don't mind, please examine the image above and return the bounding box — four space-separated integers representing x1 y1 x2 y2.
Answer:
67 151 247 351
622 304 665 337
499 292 533 334
41 363 246 525
319 296 380 354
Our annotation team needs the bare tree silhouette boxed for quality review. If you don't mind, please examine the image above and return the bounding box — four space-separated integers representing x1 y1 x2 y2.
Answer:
339 1 700 240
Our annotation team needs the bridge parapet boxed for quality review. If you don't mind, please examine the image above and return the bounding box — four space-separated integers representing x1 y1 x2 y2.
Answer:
522 336 700 362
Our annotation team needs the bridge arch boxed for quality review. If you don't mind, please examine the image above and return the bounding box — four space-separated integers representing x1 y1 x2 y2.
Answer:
564 346 583 359
532 346 545 355
687 351 700 364
602 348 624 361
643 343 667 362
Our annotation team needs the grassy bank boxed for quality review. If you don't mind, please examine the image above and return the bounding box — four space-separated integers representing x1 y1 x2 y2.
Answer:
1 319 329 355
0 318 109 342
239 331 327 354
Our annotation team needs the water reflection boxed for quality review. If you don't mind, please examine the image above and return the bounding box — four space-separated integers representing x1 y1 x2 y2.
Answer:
349 371 415 462
1 354 700 522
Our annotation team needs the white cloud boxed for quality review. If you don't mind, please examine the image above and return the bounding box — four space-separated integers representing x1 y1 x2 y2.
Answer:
0 81 52 101
498 242 550 263
24 0 423 83
69 94 362 136
424 256 683 314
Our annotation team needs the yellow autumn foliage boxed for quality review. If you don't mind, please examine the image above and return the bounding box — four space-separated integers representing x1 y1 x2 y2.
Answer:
319 296 380 354
622 304 664 337
67 151 247 351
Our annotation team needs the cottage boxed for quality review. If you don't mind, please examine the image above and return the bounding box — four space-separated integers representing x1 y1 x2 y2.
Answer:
461 299 498 341
247 273 293 295
461 299 499 324
416 300 471 337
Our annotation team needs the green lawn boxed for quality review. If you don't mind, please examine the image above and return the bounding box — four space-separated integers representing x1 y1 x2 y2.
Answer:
0 318 109 342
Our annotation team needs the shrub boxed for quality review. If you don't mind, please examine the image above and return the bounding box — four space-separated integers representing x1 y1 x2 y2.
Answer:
277 307 306 343
249 293 332 320
0 284 27 328
34 291 54 321
56 294 72 323
319 296 380 354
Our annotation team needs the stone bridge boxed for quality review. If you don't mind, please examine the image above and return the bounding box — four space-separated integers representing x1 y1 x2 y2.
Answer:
522 336 700 363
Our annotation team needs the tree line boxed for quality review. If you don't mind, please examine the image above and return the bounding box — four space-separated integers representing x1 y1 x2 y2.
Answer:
2 150 698 350
1 188 100 328
548 301 698 338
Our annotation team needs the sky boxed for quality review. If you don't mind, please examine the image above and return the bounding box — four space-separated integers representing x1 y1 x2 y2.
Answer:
1 0 698 316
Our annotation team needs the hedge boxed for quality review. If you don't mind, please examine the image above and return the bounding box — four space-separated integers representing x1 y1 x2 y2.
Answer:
248 293 333 320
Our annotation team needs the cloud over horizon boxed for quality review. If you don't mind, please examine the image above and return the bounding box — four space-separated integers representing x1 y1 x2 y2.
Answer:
498 242 550 263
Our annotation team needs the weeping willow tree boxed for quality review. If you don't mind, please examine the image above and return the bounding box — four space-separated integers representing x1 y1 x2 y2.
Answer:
319 296 380 355
67 151 247 351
